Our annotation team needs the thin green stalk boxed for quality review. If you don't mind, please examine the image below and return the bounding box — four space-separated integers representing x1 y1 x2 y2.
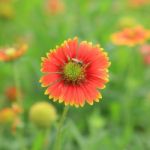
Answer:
13 62 22 106
122 47 137 143
53 106 69 150
31 129 48 150
43 129 51 150
12 62 26 150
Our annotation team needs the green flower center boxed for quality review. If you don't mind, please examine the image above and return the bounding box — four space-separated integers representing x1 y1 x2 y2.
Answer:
63 61 84 83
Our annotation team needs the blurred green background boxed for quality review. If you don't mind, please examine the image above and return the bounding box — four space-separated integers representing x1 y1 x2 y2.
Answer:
0 0 150 150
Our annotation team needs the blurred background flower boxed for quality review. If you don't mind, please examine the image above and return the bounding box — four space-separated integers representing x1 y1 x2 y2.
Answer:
5 86 22 102
0 106 22 133
46 0 64 15
0 108 16 125
29 102 57 128
140 44 150 64
129 0 150 7
111 26 150 46
0 44 28 62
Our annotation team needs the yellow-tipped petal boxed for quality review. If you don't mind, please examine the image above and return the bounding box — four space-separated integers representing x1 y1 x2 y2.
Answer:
44 90 49 95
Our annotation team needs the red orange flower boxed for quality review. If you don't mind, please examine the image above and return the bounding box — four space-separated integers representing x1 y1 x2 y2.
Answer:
46 0 64 14
5 86 22 102
40 37 110 107
111 26 150 46
0 44 28 62
140 44 150 64
129 0 150 7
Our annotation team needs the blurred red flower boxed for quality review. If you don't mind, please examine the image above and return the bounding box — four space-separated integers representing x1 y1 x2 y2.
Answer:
144 55 150 64
129 0 150 7
40 37 110 107
111 26 150 46
0 44 28 62
140 44 150 65
46 0 64 14
5 86 20 102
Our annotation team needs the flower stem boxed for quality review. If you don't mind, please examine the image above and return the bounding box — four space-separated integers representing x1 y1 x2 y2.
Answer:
31 129 48 150
53 106 69 150
13 62 22 106
12 62 26 150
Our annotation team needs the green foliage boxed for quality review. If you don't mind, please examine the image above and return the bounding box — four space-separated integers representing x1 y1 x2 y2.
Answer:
0 0 150 150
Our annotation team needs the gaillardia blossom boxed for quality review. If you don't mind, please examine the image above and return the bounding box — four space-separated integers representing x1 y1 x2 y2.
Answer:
140 44 150 65
0 44 28 62
46 0 64 15
5 86 22 102
129 0 150 7
111 26 150 46
40 37 110 107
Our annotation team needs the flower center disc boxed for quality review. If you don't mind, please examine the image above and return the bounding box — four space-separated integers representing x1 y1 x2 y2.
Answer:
63 61 84 84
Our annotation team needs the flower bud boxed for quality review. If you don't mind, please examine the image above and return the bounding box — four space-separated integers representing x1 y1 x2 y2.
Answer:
29 102 57 128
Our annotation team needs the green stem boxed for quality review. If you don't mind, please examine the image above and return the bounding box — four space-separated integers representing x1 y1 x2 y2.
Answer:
12 62 26 150
31 130 48 150
53 106 69 150
13 62 22 106
43 129 51 150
